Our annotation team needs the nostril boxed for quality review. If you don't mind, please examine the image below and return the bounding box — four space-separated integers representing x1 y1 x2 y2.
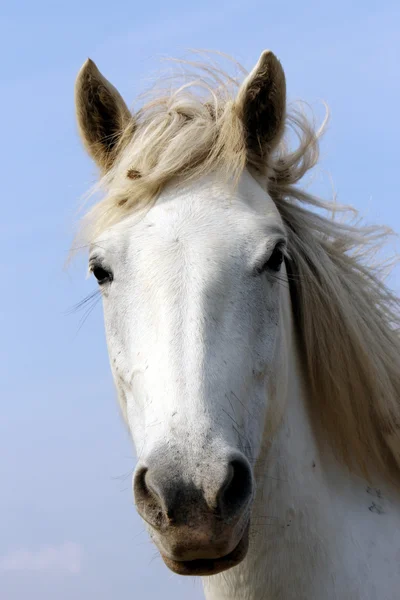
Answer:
218 458 253 517
224 459 252 508
133 467 164 527
133 467 150 506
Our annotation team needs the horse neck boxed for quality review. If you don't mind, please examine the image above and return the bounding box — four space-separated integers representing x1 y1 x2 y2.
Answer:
203 285 400 600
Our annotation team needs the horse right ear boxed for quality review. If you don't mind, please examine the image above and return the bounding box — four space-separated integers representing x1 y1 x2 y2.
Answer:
75 59 133 172
236 50 286 165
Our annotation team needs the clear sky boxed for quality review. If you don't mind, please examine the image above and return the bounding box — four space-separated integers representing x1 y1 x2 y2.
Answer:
0 1 399 598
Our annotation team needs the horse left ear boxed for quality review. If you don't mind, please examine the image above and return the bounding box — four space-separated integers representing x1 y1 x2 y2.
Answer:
236 50 286 163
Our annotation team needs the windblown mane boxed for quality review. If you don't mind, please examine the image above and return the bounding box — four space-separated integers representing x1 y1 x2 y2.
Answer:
80 55 400 483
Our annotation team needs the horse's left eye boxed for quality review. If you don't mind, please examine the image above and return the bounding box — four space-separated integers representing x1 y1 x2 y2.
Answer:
92 265 113 284
265 244 285 272
256 242 285 275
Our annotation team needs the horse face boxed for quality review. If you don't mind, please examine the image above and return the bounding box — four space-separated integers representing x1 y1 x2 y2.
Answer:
89 170 287 574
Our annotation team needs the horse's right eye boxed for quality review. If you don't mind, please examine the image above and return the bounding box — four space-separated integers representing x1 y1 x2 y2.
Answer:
91 265 113 285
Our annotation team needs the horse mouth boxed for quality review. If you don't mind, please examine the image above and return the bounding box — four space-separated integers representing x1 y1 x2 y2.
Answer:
160 523 250 576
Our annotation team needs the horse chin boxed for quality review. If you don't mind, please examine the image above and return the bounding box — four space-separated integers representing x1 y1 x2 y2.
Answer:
160 522 250 576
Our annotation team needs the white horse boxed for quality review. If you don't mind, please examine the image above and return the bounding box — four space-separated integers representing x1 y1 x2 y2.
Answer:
74 51 400 599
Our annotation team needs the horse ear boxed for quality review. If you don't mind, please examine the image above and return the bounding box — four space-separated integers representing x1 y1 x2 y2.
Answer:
236 50 286 163
75 59 132 172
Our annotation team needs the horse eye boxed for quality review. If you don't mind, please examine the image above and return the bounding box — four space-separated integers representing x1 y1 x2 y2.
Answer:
92 265 113 284
266 244 285 272
256 243 285 275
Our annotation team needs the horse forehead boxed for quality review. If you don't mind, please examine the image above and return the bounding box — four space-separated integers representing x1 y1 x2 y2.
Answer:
146 200 251 243
133 177 281 246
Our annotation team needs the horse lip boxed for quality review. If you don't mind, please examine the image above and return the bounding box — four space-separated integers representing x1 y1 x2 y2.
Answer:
160 522 250 576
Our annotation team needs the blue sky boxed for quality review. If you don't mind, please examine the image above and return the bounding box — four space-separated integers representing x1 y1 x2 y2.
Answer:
0 1 399 598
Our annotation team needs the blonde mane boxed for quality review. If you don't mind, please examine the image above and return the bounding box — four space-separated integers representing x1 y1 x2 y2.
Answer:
81 56 400 484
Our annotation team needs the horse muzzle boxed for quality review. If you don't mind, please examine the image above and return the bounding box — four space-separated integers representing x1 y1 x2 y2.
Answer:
133 448 253 575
